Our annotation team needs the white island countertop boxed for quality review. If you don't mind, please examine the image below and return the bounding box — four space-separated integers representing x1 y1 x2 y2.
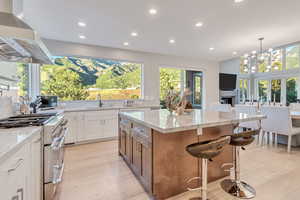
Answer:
119 109 266 133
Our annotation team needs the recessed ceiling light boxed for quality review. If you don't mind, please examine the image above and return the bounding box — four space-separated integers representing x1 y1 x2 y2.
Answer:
149 9 157 15
169 39 175 44
268 48 273 52
209 47 215 51
78 22 86 27
195 22 203 27
252 50 257 54
79 35 86 39
131 32 138 37
233 51 237 55
234 0 244 3
123 42 129 46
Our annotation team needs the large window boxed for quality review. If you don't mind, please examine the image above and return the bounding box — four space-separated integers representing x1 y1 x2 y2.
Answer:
271 79 281 102
41 57 142 101
159 67 203 108
286 77 299 104
239 79 248 102
159 68 184 101
17 63 30 96
258 80 269 102
286 45 300 70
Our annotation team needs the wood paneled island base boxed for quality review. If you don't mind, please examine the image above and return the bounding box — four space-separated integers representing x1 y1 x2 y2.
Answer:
152 125 233 200
118 109 264 200
119 117 234 199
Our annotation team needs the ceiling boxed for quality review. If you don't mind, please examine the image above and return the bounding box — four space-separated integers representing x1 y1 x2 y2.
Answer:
23 0 300 62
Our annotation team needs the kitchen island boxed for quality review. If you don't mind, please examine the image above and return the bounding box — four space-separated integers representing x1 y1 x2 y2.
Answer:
118 109 265 200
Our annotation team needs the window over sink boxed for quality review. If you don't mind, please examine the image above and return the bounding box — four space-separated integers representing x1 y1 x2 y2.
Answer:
40 56 142 101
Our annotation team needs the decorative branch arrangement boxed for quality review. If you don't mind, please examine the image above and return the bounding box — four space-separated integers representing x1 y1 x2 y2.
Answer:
164 88 192 115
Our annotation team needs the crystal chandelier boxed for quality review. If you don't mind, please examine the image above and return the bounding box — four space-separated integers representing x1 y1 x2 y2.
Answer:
241 38 280 73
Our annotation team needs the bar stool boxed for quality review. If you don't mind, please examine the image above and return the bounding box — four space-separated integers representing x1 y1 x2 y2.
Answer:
221 129 259 199
186 136 231 200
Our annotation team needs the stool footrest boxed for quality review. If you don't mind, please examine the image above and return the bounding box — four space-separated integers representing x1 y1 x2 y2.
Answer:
187 177 202 192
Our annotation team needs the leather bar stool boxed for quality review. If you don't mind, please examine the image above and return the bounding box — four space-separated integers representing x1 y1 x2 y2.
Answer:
221 129 259 199
186 136 231 200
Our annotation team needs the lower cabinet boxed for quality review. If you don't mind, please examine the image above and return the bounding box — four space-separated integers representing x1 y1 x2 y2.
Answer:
120 122 153 193
29 132 42 200
66 110 119 144
132 138 142 175
141 143 152 192
0 131 42 200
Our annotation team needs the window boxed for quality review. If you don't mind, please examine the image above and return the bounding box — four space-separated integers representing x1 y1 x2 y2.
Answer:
286 77 299 104
286 45 300 70
239 79 248 102
41 56 142 101
271 79 281 102
159 67 203 108
271 49 283 71
17 63 30 96
193 73 202 105
258 80 269 102
159 68 183 101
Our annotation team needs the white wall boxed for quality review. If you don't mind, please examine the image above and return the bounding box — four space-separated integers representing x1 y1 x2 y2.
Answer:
43 39 220 108
219 58 240 74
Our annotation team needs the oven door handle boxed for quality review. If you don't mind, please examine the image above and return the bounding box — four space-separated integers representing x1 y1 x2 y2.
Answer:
53 163 64 184
51 135 65 150
61 119 68 127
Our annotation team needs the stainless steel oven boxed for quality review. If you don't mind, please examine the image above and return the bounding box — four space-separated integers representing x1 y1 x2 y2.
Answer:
43 116 68 200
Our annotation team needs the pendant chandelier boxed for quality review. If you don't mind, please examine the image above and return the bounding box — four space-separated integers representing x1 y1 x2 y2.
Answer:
241 38 281 73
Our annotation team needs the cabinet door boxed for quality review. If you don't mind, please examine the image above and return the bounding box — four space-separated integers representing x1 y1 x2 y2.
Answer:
124 130 132 163
64 112 79 144
82 111 118 142
0 144 29 200
30 134 42 200
141 144 152 192
132 138 142 176
119 129 126 156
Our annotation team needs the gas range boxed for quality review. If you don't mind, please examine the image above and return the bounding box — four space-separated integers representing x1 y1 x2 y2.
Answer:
0 113 57 128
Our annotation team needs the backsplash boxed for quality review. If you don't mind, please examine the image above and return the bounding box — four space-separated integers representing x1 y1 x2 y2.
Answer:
57 99 160 109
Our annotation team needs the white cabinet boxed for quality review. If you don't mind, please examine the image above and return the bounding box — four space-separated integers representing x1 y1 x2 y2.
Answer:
0 144 29 200
64 108 153 144
29 133 42 200
80 110 119 142
64 112 81 144
0 131 42 200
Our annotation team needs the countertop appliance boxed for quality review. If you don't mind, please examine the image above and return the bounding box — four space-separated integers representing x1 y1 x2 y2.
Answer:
39 96 58 109
0 0 53 64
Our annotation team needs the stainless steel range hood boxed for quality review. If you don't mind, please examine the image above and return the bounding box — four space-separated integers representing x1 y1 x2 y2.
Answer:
0 0 53 64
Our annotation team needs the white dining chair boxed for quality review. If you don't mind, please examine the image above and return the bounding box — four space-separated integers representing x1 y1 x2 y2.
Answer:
208 103 232 112
260 106 300 152
234 104 260 130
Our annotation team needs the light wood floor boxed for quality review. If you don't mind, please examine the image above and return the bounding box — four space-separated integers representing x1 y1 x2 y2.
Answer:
57 140 300 200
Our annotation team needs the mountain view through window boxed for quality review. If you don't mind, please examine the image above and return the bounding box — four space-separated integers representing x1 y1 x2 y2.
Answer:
41 57 142 101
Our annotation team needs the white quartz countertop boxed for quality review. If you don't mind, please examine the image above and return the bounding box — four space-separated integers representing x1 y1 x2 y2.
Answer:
120 109 266 133
0 127 42 164
61 104 161 112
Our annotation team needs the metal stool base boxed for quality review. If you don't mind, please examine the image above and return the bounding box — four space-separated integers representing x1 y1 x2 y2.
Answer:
221 179 256 199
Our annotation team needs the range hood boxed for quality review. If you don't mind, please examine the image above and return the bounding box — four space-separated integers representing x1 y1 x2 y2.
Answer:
0 0 53 64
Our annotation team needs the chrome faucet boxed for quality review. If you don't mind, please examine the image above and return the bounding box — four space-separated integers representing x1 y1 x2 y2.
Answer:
97 94 103 107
